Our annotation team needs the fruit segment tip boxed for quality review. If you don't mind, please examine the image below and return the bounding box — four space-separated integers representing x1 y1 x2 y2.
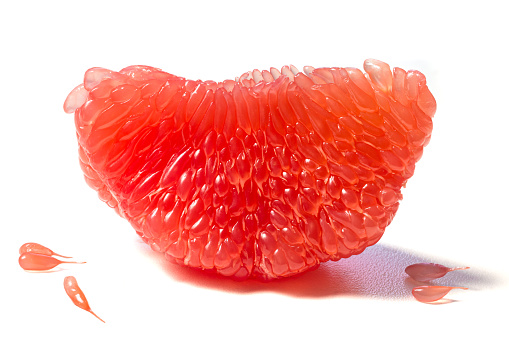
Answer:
64 84 88 114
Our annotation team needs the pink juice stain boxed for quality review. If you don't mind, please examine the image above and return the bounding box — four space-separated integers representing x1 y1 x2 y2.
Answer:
64 276 105 323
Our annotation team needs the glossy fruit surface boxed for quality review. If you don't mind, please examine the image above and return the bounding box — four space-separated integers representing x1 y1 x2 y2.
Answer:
64 59 436 280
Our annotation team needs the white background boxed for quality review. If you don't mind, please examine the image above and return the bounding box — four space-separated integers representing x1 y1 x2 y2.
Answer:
1 0 508 338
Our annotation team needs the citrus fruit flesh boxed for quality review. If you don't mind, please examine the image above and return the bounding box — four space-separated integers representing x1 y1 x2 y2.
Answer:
64 59 436 280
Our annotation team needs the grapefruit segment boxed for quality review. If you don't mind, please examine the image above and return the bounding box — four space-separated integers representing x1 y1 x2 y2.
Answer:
65 60 436 280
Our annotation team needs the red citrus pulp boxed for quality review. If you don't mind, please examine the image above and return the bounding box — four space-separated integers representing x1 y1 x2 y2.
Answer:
64 59 436 280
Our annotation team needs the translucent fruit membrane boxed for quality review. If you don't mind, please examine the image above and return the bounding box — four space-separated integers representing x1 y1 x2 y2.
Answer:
405 263 470 282
64 276 105 323
412 286 468 303
64 59 437 280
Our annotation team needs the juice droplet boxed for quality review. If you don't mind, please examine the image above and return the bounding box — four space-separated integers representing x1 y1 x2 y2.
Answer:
18 253 85 271
19 242 72 258
64 276 105 323
412 286 468 303
405 263 470 282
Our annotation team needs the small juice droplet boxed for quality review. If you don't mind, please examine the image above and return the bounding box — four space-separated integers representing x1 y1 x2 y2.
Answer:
64 276 105 323
405 263 470 282
19 242 72 258
18 253 85 271
412 286 468 303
